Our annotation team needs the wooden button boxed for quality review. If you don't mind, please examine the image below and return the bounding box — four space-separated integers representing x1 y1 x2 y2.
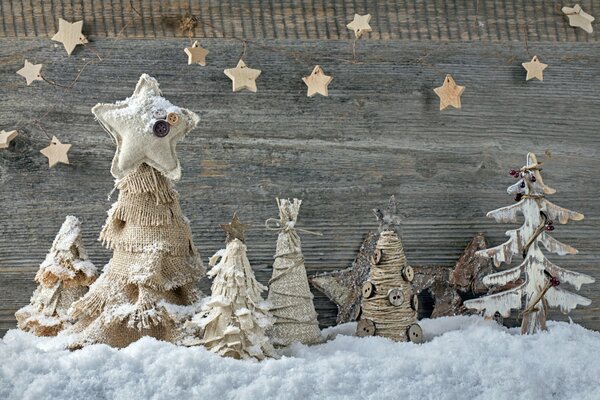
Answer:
402 266 414 282
167 112 180 125
407 323 424 343
362 281 375 299
152 109 167 119
356 318 375 337
387 288 404 306
371 248 382 265
411 294 419 311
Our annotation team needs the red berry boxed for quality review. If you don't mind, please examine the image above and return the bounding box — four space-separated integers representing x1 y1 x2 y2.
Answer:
515 193 523 202
520 181 526 188
531 175 537 182
546 225 555 231
509 169 518 176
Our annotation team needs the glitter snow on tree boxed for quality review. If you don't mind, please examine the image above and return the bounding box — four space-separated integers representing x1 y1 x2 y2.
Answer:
465 153 595 334
16 216 97 336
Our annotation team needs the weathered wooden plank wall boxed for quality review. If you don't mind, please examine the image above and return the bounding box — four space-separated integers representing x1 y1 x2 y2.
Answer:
1 1 599 337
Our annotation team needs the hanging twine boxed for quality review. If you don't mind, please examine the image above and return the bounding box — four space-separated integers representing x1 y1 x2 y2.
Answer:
520 271 560 317
522 211 550 258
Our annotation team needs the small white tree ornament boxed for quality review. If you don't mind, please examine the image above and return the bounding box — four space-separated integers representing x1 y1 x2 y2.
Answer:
464 153 594 334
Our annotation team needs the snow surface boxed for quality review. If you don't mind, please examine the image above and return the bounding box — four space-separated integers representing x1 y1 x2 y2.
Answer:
1 316 599 400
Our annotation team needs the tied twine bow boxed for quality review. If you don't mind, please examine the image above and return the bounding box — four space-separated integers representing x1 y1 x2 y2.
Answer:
265 218 322 251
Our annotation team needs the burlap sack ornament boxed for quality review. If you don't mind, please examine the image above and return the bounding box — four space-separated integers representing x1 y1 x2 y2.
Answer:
15 216 97 336
67 75 205 348
266 198 322 346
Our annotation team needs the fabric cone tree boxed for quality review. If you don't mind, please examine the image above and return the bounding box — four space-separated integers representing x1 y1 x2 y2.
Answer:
68 74 204 348
464 153 594 335
265 198 321 346
193 214 276 360
16 216 97 336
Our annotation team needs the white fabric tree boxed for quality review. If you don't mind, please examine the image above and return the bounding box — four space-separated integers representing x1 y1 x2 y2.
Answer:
465 153 594 334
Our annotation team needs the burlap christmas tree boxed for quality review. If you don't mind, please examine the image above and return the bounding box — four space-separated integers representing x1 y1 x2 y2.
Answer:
266 198 321 346
193 214 276 360
16 216 97 336
67 75 204 348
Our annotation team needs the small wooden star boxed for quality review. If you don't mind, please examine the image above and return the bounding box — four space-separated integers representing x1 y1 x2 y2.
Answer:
346 13 372 38
220 213 251 243
562 4 595 33
184 41 209 66
522 55 548 81
51 18 88 55
0 130 18 149
302 65 333 97
17 60 43 85
224 60 261 93
40 136 71 168
433 74 465 111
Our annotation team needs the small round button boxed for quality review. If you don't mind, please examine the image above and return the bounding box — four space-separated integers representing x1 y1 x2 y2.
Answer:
167 112 180 125
387 288 404 306
402 266 414 282
153 120 170 137
407 323 424 343
411 294 419 311
356 318 375 337
371 248 382 265
362 281 375 299
152 109 167 119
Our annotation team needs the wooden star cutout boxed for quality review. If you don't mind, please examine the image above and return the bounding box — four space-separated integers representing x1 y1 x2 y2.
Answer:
17 60 43 85
0 130 18 149
51 18 88 55
220 213 251 243
346 13 372 38
434 74 465 111
522 55 548 81
224 60 261 92
302 65 333 97
562 5 595 33
40 136 71 168
184 41 209 66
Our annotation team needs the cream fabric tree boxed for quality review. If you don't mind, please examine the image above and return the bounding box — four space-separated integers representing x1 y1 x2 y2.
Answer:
16 216 97 336
67 75 205 348
464 153 595 334
266 198 321 346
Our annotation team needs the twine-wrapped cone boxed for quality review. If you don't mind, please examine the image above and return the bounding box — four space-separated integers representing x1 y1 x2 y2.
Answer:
67 164 205 348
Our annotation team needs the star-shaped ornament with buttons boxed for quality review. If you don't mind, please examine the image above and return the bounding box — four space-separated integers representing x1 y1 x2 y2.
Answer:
434 74 465 111
220 213 251 243
51 18 88 55
92 74 200 180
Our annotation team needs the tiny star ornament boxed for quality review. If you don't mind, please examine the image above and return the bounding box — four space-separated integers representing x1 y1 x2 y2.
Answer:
51 18 88 55
40 136 71 168
220 213 251 243
346 13 372 38
302 65 333 97
562 4 595 33
0 130 18 149
17 60 43 85
434 74 465 111
224 60 261 92
184 41 209 66
522 55 548 81
92 74 200 180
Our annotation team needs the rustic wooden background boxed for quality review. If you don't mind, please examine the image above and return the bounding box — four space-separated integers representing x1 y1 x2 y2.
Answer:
1 0 599 337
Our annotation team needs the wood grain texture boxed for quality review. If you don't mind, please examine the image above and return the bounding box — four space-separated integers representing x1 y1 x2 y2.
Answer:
1 38 599 337
0 0 597 41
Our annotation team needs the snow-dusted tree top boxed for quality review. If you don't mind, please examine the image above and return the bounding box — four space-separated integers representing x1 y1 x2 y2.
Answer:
465 153 594 334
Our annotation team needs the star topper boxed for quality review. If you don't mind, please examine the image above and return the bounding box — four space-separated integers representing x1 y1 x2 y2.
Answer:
373 195 403 234
51 18 88 55
91 74 200 180
220 213 251 243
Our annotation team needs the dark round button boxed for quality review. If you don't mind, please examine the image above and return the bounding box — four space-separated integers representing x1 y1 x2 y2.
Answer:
153 120 170 137
407 323 424 343
387 288 404 306
356 318 376 337
371 248 383 265
362 281 375 299
153 109 167 119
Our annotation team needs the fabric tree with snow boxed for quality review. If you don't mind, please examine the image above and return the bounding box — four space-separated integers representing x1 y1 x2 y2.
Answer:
464 153 594 334
192 214 276 360
68 74 205 348
16 216 97 336
266 198 321 346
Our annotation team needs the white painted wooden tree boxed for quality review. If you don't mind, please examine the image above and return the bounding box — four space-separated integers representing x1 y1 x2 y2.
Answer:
464 153 594 334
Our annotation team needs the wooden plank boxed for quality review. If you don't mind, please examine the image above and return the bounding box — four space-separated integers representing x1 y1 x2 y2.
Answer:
1 38 599 336
0 0 597 41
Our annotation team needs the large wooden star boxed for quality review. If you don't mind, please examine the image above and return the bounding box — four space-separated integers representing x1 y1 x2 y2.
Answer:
522 56 547 81
16 60 43 85
346 14 372 38
224 60 261 92
434 74 465 111
302 65 333 97
51 18 88 55
562 5 594 33
184 41 209 66
0 130 18 149
40 136 71 168
220 213 251 243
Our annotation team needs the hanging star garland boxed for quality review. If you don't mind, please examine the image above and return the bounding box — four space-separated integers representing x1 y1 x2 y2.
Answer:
434 74 465 111
16 60 43 85
40 136 71 168
0 130 18 149
51 18 88 55
184 41 209 66
562 4 594 33
224 60 261 93
522 55 547 81
302 65 333 97
346 14 372 38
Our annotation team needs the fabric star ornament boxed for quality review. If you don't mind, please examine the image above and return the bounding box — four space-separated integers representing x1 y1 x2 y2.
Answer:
434 74 465 111
17 60 43 85
224 60 261 92
0 130 18 149
522 56 548 81
51 18 88 55
302 65 333 97
40 136 71 168
562 4 594 33
346 14 372 38
92 74 200 180
184 41 209 66
220 213 251 243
